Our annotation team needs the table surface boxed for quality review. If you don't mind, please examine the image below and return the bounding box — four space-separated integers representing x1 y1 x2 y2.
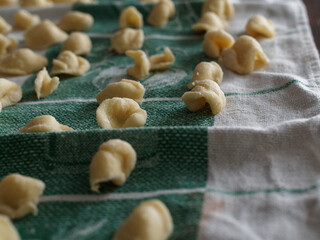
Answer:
303 0 320 52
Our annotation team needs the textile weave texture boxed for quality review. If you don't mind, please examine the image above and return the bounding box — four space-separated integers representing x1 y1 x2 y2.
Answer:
0 0 320 239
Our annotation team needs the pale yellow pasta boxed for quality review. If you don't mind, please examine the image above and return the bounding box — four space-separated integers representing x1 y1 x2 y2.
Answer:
0 48 48 76
90 139 136 192
182 80 226 114
19 115 73 133
14 10 41 30
51 50 90 76
113 200 173 240
61 32 92 56
0 0 17 6
0 215 20 240
0 34 17 57
0 17 11 35
56 11 94 32
202 29 234 58
192 12 226 33
0 174 45 219
147 0 175 27
34 68 59 99
96 97 147 129
149 47 175 71
202 0 234 20
24 20 68 50
119 6 143 29
20 0 53 7
246 15 275 39
0 78 22 109
220 35 269 74
96 79 145 105
126 50 150 80
188 61 223 89
110 28 144 54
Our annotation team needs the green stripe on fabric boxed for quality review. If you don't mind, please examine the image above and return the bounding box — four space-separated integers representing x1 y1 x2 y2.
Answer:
14 193 204 240
0 128 208 195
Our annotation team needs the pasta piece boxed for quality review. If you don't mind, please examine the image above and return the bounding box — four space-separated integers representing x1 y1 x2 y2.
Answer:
0 174 45 219
0 215 20 240
202 0 234 20
149 47 175 71
110 28 144 54
0 78 22 109
96 97 147 129
119 6 143 29
96 79 145 105
56 11 94 32
34 68 59 99
188 61 223 89
0 48 48 76
61 32 92 56
20 0 53 7
50 50 90 76
182 80 226 114
14 10 41 30
220 35 269 74
202 29 234 58
24 20 68 50
19 115 73 133
192 12 226 33
113 200 173 240
90 139 136 192
126 50 150 80
0 34 18 57
0 0 17 6
0 17 11 35
246 15 275 39
147 0 175 27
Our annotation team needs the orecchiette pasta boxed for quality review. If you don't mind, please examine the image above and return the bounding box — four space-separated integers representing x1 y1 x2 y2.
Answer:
147 0 175 27
14 10 41 30
202 0 234 20
0 0 17 6
61 32 92 56
19 115 73 133
20 0 53 7
188 61 223 89
202 29 234 58
110 28 144 54
0 174 45 219
96 97 147 129
90 139 136 192
96 79 145 105
246 15 275 39
113 200 173 240
34 68 59 99
0 34 17 57
149 47 175 71
126 50 150 80
56 11 94 31
192 12 226 33
50 50 90 76
0 48 48 76
220 35 269 74
0 17 12 35
119 6 143 29
182 80 226 114
0 215 20 240
24 20 68 50
0 78 22 109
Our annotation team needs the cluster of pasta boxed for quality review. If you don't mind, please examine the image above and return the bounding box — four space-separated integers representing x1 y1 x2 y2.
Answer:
197 0 274 75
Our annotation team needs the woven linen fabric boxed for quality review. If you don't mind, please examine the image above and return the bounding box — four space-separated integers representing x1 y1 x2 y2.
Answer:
0 0 320 239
